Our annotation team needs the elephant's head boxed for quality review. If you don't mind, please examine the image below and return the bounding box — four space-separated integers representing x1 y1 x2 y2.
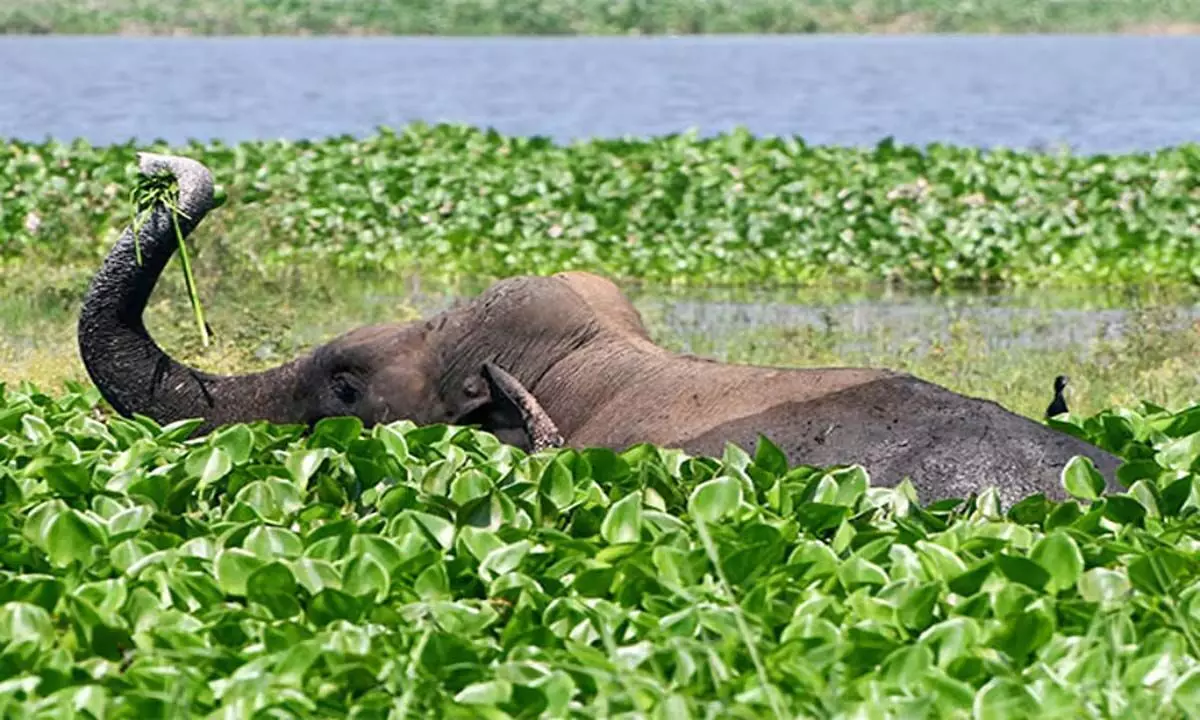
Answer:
77 153 563 451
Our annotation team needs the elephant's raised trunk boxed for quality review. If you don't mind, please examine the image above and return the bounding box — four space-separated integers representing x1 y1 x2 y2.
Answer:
78 153 299 431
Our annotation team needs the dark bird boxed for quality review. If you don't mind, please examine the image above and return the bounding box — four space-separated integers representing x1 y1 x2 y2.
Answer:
1046 375 1069 418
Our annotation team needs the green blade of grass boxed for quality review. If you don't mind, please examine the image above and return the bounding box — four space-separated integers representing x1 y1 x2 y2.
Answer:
129 168 209 347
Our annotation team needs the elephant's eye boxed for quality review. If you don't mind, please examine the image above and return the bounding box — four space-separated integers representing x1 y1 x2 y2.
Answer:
331 374 362 405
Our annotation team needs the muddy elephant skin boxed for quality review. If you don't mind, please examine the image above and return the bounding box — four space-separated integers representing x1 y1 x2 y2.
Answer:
78 154 1123 506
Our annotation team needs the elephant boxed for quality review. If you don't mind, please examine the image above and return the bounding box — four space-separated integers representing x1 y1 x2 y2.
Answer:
77 153 563 454
79 153 1124 507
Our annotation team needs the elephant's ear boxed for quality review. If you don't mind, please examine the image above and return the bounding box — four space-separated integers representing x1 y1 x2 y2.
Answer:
451 362 563 453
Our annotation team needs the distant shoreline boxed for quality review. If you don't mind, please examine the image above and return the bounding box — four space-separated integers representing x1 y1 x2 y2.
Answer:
2 0 1198 37
10 26 1200 37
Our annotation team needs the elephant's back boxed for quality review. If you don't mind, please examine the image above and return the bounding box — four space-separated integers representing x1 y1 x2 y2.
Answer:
672 372 1122 506
564 361 895 452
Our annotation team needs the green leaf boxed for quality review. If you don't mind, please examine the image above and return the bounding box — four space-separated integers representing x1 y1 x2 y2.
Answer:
539 458 574 509
407 510 455 550
212 424 254 464
572 566 617 597
458 491 511 532
349 534 405 573
879 644 933 691
457 527 504 563
157 417 204 442
1077 567 1130 606
42 507 107 568
0 575 64 612
1161 477 1195 517
308 588 363 626
920 617 981 667
21 414 53 444
974 678 1037 719
214 548 266 596
378 485 416 517
450 469 493 506
311 416 364 448
1172 667 1200 715
234 481 285 523
720 443 752 474
601 490 643 545
246 562 301 618
42 463 92 496
753 435 788 476
286 448 335 486
1103 495 1147 526
832 466 869 506
479 540 531 582
688 476 742 523
838 556 889 588
455 680 513 705
0 602 54 650
1128 548 1191 595
186 446 232 487
948 559 994 597
993 605 1055 661
290 558 342 594
414 561 450 599
916 541 968 580
376 423 410 459
795 502 849 534
106 505 153 540
1030 531 1084 593
342 552 390 602
1156 432 1200 472
533 671 576 717
1061 455 1106 500
995 553 1051 592
244 525 304 560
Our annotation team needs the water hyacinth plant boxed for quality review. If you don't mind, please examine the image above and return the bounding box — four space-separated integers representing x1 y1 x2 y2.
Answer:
1 381 1199 716
3 126 1199 289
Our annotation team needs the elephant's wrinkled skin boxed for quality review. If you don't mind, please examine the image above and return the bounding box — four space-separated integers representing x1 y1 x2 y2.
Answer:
79 154 1123 506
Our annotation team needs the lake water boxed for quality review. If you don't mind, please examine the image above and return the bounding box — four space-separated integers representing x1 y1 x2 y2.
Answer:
1 35 1198 152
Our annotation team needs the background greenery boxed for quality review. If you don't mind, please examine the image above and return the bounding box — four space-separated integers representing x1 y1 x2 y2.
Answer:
5 126 1199 288
2 0 1198 35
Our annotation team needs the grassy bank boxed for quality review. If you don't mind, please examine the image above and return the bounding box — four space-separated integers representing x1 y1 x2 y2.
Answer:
2 0 1199 35
4 126 1199 289
1 382 1200 716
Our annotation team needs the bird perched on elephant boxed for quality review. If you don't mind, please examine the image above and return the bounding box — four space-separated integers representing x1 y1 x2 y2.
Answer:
79 153 1123 507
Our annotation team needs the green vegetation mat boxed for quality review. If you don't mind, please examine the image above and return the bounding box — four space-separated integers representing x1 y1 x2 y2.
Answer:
2 0 1198 35
2 383 1200 716
4 126 1199 288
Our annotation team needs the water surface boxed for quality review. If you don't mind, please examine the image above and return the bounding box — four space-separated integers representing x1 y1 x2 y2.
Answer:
2 35 1197 152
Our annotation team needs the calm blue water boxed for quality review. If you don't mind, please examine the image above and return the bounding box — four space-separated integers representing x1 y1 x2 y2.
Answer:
1 35 1197 152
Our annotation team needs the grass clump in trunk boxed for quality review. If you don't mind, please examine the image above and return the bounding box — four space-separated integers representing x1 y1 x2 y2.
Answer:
129 168 209 347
